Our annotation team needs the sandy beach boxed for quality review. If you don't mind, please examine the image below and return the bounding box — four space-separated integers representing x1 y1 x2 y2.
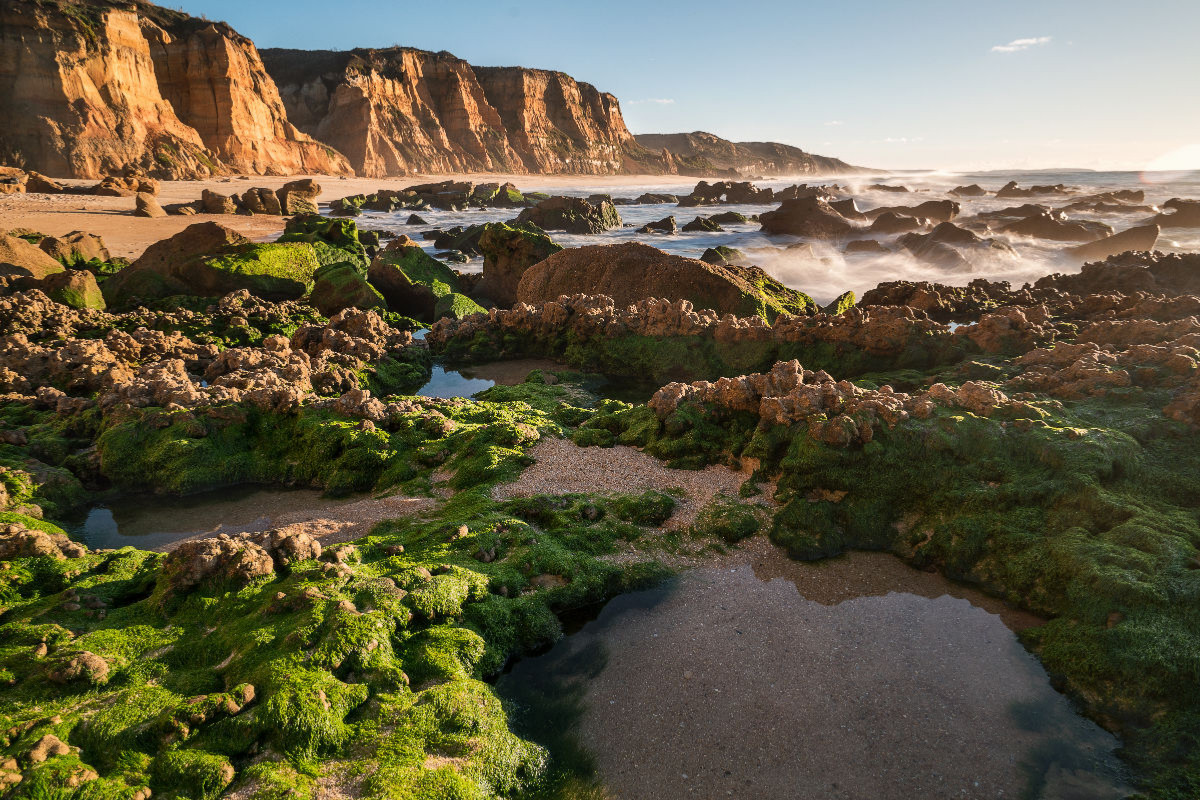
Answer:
0 172 705 260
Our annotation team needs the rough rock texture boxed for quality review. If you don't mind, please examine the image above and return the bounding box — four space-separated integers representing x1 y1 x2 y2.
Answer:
0 235 66 279
1066 224 1159 262
514 195 621 235
515 242 813 319
760 197 856 238
160 528 323 595
38 231 111 265
474 223 563 307
0 0 350 178
262 47 671 178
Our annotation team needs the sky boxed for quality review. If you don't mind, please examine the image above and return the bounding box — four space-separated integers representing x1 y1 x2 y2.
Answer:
168 0 1200 172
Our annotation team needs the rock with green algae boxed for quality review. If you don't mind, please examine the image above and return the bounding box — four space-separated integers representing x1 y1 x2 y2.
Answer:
276 214 370 271
0 233 64 280
101 222 320 307
474 222 562 307
31 269 106 311
310 261 387 317
367 241 468 322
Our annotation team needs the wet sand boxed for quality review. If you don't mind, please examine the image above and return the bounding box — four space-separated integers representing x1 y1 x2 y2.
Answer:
499 545 1129 800
0 172 704 260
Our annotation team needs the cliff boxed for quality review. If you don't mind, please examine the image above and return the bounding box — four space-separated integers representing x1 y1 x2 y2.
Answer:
635 131 864 177
261 47 674 178
0 0 351 178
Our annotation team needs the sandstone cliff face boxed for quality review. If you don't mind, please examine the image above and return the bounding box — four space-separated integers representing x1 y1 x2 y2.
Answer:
0 0 351 179
262 47 673 178
0 1 219 179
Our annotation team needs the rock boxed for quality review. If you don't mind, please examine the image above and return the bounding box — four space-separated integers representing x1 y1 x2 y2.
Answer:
759 196 856 238
134 192 167 217
278 179 321 215
845 239 889 254
678 180 774 206
102 222 319 306
368 241 464 321
828 199 866 220
709 211 750 225
27 734 71 763
0 523 88 559
310 262 387 316
866 199 960 224
950 184 986 197
639 216 678 234
822 290 856 315
474 223 563 307
516 241 813 319
239 188 282 216
38 231 111 266
636 193 678 204
869 211 922 234
0 234 65 279
996 181 1069 198
1000 212 1112 242
25 172 65 193
700 246 747 266
407 214 428 225
514 195 621 234
899 222 1013 269
47 652 109 685
201 189 239 214
1066 224 1160 262
164 201 201 216
868 183 909 193
682 216 723 233
1153 198 1200 228
160 528 322 595
36 270 106 310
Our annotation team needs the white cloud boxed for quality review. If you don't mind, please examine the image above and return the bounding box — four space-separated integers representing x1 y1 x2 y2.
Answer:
991 36 1051 53
824 120 843 126
628 98 675 105
883 137 924 144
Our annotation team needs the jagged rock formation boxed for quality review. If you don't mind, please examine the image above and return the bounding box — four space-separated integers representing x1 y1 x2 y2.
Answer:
635 131 863 177
261 47 672 178
0 0 351 178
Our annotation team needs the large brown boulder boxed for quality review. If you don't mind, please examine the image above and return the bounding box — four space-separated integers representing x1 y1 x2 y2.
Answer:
278 179 321 215
515 241 813 319
0 522 88 559
39 231 111 264
514 195 621 234
1066 224 1159 262
201 189 238 214
0 234 66 279
1153 198 1200 228
1000 212 1111 242
134 192 167 218
240 187 283 215
36 270 107 310
865 199 960 224
160 529 322 596
759 197 855 238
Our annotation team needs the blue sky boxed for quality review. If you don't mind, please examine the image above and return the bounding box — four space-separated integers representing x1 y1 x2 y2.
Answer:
171 0 1199 171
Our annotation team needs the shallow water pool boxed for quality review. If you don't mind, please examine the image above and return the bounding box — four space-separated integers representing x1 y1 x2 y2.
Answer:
498 548 1130 800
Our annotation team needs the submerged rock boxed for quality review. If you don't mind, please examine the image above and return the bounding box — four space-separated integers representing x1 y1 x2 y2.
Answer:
759 196 856 238
1066 224 1159 262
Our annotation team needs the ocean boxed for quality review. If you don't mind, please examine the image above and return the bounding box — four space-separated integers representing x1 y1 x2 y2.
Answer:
361 169 1200 306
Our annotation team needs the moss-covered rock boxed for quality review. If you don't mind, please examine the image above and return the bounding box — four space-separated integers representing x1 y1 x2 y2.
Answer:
368 243 462 322
35 269 106 310
474 222 562 307
311 262 387 316
277 214 370 271
514 195 621 235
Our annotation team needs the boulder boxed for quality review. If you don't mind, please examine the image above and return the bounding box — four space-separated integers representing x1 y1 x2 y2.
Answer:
828 199 866 220
201 189 238 214
709 211 750 225
38 269 106 310
278 179 321 215
474 223 563 307
0 234 66 279
700 245 747 266
1066 224 1160 262
869 212 922 234
160 529 323 595
368 241 462 321
1153 198 1200 228
845 239 890 254
0 523 88 559
950 184 986 197
310 262 386 316
102 222 319 306
407 214 428 225
277 215 369 269
47 652 109 685
682 216 723 233
514 195 621 234
899 222 1013 269
25 172 64 194
240 188 283 216
516 241 813 319
134 192 167 218
759 196 856 238
1000 212 1112 242
164 201 201 216
996 181 1069 198
0 166 26 194
38 231 110 265
636 193 678 204
866 199 960 224
639 216 678 234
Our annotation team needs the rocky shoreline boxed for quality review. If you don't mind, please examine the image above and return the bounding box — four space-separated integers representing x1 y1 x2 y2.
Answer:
0 164 1198 800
